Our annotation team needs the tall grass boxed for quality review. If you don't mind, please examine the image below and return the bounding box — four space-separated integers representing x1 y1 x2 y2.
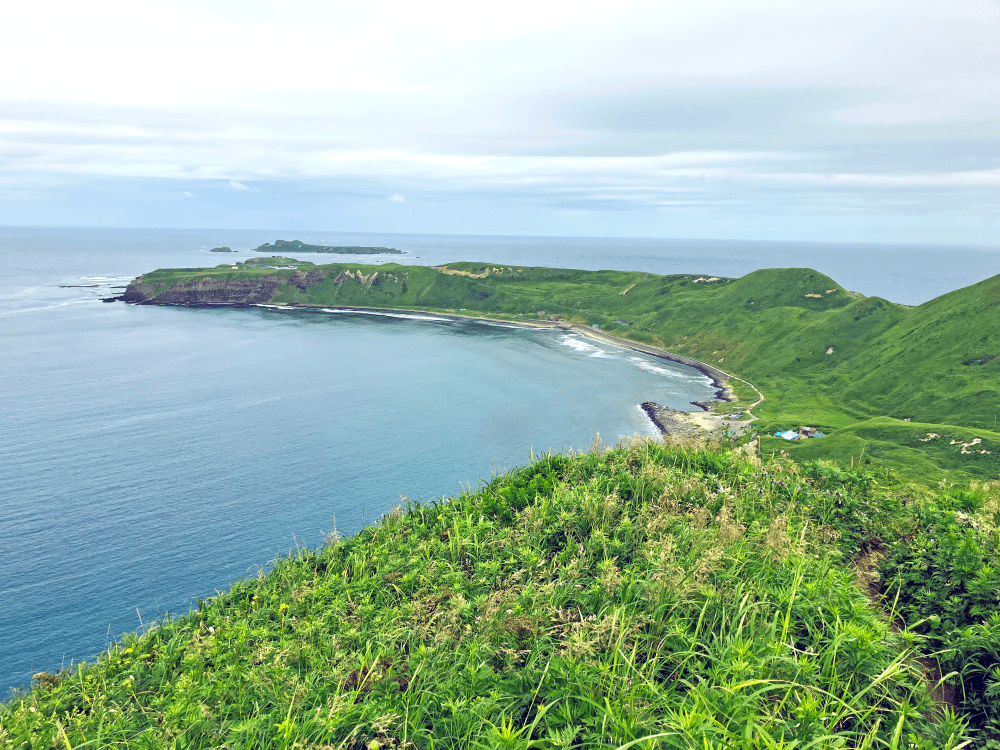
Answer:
1 442 980 748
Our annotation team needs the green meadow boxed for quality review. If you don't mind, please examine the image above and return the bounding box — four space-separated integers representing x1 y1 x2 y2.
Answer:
4 441 999 748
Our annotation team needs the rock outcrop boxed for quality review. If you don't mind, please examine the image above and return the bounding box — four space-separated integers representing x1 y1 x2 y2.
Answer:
640 402 705 440
121 275 283 305
286 270 326 291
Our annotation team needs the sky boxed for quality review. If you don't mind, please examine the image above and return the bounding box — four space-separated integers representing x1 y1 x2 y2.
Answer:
1 0 999 244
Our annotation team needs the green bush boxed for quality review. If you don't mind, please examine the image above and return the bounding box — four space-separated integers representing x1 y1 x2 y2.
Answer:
880 496 1000 743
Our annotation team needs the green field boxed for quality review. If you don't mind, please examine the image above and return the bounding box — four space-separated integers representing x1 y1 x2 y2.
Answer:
126 260 1000 487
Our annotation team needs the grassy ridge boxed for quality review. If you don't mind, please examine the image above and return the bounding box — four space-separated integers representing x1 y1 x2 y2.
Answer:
5 440 998 748
130 261 1000 484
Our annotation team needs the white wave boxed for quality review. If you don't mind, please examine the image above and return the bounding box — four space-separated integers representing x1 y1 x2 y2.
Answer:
254 304 290 310
320 308 451 322
627 355 714 384
559 334 617 359
559 335 601 354
80 276 133 282
0 304 57 316
636 404 662 437
476 321 524 329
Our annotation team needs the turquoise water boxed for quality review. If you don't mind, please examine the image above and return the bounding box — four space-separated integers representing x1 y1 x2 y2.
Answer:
2 227 998 693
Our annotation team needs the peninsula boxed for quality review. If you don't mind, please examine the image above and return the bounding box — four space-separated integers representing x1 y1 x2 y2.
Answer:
116 258 1000 487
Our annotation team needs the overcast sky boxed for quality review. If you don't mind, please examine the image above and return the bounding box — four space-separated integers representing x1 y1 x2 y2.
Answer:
2 0 999 243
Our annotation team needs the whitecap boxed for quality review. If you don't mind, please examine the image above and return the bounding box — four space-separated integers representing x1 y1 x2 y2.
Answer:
559 335 602 354
629 356 701 380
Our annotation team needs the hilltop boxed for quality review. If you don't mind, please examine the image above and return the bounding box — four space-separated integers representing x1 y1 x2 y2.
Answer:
118 260 1000 486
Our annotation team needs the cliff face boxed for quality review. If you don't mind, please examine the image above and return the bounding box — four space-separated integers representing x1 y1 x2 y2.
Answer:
122 275 276 305
120 270 327 305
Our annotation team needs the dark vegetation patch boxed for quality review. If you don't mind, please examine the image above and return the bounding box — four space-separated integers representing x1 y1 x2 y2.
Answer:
964 354 997 366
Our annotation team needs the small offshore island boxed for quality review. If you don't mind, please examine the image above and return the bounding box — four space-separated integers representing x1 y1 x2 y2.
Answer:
10 258 997 748
252 239 403 254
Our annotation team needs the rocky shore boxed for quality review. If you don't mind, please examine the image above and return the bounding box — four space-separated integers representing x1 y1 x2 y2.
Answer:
640 402 706 440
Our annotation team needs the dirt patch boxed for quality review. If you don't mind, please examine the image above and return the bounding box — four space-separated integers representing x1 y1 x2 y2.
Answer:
431 265 512 278
853 550 963 721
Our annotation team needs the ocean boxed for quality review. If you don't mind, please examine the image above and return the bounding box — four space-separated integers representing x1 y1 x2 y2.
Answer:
1 226 998 694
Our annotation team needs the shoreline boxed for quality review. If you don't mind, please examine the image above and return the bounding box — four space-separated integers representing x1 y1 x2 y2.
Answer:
124 296 764 439
261 302 764 437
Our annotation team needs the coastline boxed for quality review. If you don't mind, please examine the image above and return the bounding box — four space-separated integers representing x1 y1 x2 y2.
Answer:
263 302 764 438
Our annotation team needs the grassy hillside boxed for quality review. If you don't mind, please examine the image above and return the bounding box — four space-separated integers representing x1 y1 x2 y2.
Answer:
4 440 998 748
127 261 1000 485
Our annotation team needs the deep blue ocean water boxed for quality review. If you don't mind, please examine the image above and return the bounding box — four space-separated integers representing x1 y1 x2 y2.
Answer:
2 227 998 694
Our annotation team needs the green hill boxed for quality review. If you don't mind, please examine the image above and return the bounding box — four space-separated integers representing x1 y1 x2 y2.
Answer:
5 441 998 747
120 261 1000 486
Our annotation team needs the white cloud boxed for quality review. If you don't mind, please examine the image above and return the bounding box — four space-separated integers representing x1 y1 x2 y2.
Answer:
0 0 998 240
390 194 405 202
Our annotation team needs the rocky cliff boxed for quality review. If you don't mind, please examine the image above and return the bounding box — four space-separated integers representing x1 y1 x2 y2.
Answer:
120 270 318 305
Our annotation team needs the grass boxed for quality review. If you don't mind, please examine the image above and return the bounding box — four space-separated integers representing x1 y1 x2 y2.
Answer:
126 260 1000 485
4 439 997 748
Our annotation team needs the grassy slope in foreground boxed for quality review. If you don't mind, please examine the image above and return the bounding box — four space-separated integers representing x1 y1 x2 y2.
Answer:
5 441 998 748
126 260 1000 486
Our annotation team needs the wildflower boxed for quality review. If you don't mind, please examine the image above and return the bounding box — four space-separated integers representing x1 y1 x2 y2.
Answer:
279 603 289 611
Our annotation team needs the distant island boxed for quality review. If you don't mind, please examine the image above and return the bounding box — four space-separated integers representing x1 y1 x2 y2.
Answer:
209 247 235 252
252 239 402 255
